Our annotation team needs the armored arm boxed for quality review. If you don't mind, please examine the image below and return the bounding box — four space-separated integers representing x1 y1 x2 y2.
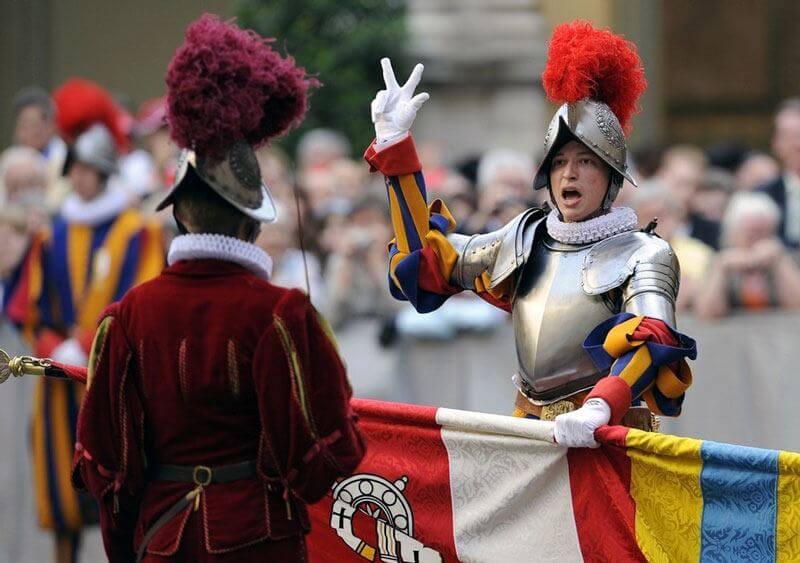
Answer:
583 231 679 327
447 208 543 291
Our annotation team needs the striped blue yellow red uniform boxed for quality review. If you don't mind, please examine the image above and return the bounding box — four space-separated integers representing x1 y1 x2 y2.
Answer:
369 137 695 418
27 209 163 534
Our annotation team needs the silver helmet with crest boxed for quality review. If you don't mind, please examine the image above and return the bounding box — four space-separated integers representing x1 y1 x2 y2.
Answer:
532 21 647 212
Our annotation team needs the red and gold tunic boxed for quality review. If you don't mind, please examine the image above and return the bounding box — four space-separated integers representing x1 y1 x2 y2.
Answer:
72 257 364 562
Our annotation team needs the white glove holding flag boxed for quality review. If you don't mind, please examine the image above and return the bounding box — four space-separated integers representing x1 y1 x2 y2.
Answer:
371 58 430 145
50 337 89 367
553 398 611 448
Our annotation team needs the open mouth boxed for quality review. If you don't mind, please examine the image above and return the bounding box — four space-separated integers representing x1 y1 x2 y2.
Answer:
561 188 582 205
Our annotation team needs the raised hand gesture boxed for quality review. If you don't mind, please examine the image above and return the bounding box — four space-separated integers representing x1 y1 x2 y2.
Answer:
371 58 429 144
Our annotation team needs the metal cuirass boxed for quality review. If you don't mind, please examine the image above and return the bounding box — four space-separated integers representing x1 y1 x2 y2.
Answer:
448 209 680 405
511 235 618 404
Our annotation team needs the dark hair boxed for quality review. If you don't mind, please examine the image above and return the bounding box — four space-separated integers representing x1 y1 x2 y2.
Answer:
173 166 259 241
12 87 55 120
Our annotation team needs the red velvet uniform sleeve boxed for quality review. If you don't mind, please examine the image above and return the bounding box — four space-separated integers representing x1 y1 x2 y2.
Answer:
72 304 145 563
253 290 365 505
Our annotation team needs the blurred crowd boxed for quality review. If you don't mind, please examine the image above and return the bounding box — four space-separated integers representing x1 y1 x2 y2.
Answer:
2 84 800 374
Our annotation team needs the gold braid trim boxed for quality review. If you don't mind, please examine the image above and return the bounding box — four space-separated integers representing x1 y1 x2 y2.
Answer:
87 316 114 390
273 316 317 438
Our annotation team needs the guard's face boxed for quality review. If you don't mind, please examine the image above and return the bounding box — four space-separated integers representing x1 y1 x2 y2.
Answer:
68 161 104 202
549 140 611 223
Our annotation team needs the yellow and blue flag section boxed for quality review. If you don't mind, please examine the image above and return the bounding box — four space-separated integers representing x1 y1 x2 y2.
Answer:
592 425 800 562
583 312 697 415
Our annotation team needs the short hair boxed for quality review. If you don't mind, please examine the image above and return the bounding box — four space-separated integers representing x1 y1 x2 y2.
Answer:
721 192 780 246
12 86 55 120
173 167 259 240
698 167 735 194
296 128 351 164
477 148 534 191
775 97 800 118
0 146 47 184
661 144 708 171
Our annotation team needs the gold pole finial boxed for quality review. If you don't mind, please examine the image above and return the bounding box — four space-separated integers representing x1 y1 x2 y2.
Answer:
0 349 51 384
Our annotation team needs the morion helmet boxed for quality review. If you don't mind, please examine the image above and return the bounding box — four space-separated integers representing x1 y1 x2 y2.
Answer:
53 78 128 176
533 21 647 211
156 14 315 223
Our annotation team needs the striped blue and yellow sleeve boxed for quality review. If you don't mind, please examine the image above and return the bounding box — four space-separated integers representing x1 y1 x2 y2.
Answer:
584 313 697 417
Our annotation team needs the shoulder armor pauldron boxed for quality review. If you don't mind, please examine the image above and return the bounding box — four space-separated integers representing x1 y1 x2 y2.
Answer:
447 208 545 290
581 231 680 298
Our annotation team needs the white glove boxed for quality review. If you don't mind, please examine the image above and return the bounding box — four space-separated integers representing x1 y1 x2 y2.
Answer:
553 398 611 448
371 58 430 145
51 337 89 366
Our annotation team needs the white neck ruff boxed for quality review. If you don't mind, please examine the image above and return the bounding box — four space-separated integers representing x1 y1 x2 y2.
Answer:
546 206 638 245
168 234 273 280
60 177 133 226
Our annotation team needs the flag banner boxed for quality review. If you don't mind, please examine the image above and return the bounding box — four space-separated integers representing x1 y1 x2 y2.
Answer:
307 399 800 562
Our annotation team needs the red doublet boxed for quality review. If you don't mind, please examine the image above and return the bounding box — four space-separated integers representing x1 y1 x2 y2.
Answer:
72 259 365 562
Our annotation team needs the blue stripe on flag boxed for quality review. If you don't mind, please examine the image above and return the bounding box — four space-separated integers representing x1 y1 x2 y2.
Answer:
700 440 778 562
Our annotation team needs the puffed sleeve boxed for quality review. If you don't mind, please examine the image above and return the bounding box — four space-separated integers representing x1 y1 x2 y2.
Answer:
253 290 365 505
72 304 145 563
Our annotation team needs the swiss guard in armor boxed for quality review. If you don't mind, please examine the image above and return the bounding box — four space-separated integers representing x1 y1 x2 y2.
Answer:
53 15 363 563
365 21 697 448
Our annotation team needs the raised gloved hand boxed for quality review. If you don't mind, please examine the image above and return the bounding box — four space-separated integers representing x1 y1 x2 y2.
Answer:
50 337 89 367
553 398 611 448
371 58 430 145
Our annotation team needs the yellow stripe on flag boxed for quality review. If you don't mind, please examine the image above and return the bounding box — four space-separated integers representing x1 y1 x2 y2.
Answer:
626 429 703 563
777 450 800 562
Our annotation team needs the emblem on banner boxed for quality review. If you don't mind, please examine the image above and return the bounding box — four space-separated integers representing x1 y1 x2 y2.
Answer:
329 473 442 562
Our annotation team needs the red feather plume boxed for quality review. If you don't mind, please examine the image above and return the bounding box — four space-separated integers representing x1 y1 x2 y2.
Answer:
166 14 317 160
52 78 129 151
542 20 647 133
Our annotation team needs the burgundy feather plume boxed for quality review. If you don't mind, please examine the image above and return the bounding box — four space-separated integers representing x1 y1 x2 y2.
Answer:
166 14 317 159
542 20 647 133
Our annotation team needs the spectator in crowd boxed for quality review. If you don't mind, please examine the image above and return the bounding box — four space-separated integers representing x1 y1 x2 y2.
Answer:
736 151 780 191
656 144 721 248
475 148 536 230
631 182 714 311
695 192 800 318
11 87 70 210
256 210 327 310
0 146 50 231
759 98 800 248
0 207 37 310
324 195 398 329
689 167 735 249
296 127 351 173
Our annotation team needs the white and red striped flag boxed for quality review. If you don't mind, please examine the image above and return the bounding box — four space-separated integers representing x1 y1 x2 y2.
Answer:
307 399 800 562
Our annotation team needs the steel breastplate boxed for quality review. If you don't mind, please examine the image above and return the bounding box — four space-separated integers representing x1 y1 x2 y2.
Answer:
511 235 618 404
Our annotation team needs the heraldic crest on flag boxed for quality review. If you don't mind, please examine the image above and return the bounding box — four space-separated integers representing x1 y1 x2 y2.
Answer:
307 399 800 562
329 473 443 562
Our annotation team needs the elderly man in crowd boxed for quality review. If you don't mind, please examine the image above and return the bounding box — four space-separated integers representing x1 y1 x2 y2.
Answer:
695 192 800 318
0 146 50 232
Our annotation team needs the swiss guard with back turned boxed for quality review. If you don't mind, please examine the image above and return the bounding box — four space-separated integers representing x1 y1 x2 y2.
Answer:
364 21 697 447
70 15 364 562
